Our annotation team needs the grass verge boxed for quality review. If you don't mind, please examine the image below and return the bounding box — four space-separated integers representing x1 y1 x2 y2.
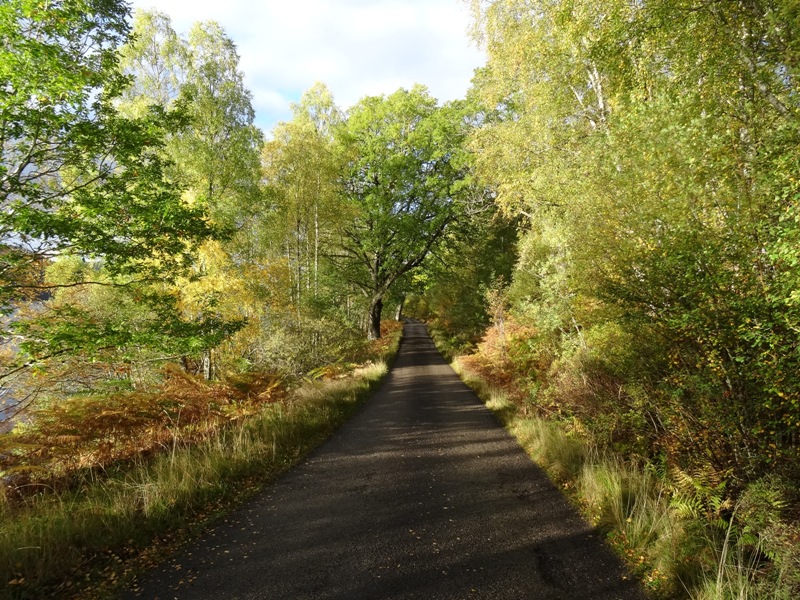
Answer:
445 350 799 600
0 328 401 600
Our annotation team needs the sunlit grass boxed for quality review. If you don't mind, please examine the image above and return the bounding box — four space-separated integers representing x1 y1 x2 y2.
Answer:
0 340 398 599
449 348 777 600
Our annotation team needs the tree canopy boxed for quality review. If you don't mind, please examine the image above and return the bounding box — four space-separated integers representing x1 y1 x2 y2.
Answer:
0 3 262 410
333 86 475 339
462 0 800 481
0 0 215 313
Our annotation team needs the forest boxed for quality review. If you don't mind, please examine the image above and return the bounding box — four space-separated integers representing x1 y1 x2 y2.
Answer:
1 0 799 598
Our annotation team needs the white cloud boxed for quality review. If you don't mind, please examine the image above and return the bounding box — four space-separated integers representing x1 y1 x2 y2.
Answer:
128 0 485 132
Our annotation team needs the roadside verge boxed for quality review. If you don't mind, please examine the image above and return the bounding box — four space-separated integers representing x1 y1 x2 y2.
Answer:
1 324 402 600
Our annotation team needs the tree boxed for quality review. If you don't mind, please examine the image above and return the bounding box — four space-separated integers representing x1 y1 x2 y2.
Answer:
468 0 800 479
117 11 265 378
117 9 186 113
0 2 240 426
119 11 263 225
0 0 217 361
261 83 344 310
334 86 474 339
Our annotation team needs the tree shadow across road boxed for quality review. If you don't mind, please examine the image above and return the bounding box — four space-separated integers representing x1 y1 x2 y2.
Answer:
125 320 646 600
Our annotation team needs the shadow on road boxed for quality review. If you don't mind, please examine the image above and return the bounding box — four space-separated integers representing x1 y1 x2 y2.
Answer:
125 320 646 600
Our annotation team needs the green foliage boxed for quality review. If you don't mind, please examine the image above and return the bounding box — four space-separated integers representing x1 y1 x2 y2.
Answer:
118 10 264 225
0 350 398 598
2 8 269 395
18 286 239 363
333 86 478 338
261 83 346 311
468 0 800 480
410 208 518 351
0 1 216 305
247 84 380 371
0 1 231 400
116 11 266 380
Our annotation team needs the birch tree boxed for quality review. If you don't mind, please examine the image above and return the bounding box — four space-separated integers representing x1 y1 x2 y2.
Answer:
261 83 344 310
469 0 800 478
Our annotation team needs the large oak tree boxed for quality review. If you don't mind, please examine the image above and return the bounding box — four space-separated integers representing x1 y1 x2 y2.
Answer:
334 86 473 339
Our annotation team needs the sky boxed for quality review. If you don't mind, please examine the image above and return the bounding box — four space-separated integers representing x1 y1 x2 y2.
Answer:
127 0 486 134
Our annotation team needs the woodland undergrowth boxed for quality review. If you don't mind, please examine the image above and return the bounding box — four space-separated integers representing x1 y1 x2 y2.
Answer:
431 323 800 600
0 321 402 600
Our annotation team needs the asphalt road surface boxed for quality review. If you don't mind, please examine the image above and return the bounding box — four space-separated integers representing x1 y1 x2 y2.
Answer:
125 320 646 600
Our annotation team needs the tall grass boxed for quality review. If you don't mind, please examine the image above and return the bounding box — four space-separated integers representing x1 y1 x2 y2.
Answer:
449 355 798 600
0 357 395 599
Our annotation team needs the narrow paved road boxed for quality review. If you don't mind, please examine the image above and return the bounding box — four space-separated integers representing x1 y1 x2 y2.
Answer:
125 321 646 599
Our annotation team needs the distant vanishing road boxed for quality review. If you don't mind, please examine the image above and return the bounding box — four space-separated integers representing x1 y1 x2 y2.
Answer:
125 320 646 600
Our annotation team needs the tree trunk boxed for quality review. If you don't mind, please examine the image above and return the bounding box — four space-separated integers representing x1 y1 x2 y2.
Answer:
368 296 383 340
202 349 213 381
295 218 303 309
314 198 319 298
395 296 405 321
